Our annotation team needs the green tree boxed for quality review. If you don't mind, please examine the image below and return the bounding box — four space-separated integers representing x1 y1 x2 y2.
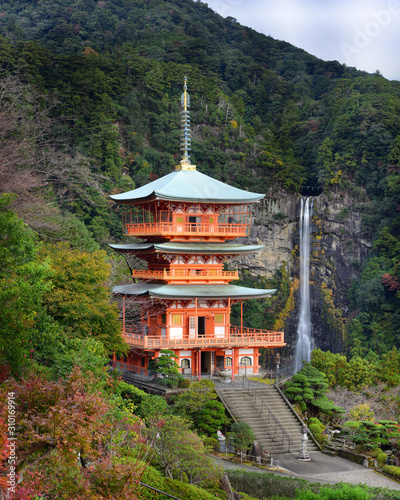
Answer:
197 400 229 436
344 356 374 391
152 415 222 485
148 349 180 375
172 379 218 429
284 364 343 416
0 194 52 374
38 242 126 354
230 422 255 453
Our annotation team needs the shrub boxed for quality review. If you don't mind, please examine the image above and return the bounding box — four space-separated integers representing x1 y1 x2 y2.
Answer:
343 420 361 429
198 400 229 436
226 470 316 499
349 403 374 422
308 417 322 427
370 447 383 458
382 465 400 479
308 423 321 435
138 465 222 499
179 378 191 388
203 437 219 451
230 422 255 453
398 439 400 450
314 433 326 445
377 452 388 467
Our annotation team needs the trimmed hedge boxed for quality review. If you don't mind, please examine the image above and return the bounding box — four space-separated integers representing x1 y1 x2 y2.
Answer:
314 432 326 444
370 448 383 458
377 452 388 467
308 423 321 435
383 465 400 480
137 464 224 499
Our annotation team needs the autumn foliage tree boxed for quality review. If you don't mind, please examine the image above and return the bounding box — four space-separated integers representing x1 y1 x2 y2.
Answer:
0 367 149 499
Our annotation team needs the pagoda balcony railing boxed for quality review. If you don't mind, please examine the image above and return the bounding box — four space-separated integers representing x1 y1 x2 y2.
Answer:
123 222 248 238
131 268 239 281
122 325 285 349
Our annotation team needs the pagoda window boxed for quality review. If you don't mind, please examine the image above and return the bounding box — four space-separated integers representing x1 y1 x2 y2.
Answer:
240 356 252 366
181 359 190 369
225 357 232 367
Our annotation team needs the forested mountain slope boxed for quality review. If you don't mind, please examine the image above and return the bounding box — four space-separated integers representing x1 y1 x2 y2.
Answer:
0 0 399 356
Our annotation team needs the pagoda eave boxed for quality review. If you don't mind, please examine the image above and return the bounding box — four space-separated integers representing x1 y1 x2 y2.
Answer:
109 242 265 256
113 283 276 300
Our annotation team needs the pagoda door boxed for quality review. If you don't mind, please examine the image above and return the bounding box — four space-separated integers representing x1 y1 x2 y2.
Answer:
198 317 206 336
189 316 196 338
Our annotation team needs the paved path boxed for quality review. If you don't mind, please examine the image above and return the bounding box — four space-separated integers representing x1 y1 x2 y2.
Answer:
214 451 400 490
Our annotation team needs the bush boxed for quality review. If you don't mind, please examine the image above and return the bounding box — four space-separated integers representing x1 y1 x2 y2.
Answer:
116 380 147 406
398 439 400 450
308 423 321 435
377 452 388 467
382 465 400 479
203 437 219 451
308 417 322 427
230 422 255 453
349 403 374 422
179 378 191 388
137 465 222 499
226 470 316 499
343 420 361 429
370 447 383 458
314 433 326 445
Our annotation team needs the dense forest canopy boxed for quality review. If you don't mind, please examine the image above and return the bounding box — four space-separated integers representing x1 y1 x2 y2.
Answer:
0 0 399 359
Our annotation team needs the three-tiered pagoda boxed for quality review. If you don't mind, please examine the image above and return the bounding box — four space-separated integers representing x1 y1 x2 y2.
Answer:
110 77 285 379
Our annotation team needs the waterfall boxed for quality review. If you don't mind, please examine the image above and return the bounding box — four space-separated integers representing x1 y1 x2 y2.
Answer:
294 197 313 372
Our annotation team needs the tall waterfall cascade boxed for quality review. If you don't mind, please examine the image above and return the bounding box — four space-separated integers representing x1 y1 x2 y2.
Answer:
294 197 313 372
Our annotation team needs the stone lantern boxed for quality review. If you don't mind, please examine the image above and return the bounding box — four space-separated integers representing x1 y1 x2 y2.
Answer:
298 425 311 461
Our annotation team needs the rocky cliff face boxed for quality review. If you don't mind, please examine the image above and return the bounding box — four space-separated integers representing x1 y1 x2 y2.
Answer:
233 189 372 359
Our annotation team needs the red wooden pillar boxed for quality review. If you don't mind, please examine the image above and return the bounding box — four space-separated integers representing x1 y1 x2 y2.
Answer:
231 348 235 381
228 297 231 336
198 349 201 380
122 295 126 334
240 301 243 335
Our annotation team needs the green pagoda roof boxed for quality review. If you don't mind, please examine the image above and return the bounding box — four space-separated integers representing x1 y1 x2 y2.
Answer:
113 283 275 300
109 169 264 204
109 242 264 255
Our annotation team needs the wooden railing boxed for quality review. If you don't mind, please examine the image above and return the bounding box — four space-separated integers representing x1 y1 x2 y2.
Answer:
131 268 239 281
123 222 248 238
122 328 285 349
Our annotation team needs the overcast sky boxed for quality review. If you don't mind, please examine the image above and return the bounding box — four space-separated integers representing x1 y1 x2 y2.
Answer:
205 0 400 81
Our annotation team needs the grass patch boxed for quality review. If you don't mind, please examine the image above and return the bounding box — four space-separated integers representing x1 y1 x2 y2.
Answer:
247 377 274 385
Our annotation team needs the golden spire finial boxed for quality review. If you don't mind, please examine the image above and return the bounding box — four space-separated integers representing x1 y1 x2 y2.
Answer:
176 76 196 171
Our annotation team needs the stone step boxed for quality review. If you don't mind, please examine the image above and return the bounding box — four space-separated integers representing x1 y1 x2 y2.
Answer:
216 385 319 454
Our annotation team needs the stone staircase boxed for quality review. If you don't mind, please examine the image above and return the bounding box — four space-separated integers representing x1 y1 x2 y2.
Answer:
216 384 319 454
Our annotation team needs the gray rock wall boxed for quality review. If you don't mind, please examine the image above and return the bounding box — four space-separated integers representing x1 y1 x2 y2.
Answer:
233 189 372 359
